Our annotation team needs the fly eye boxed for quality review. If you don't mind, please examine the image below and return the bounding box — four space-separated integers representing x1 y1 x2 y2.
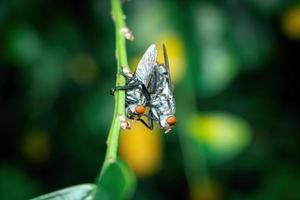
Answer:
135 105 145 114
166 116 176 126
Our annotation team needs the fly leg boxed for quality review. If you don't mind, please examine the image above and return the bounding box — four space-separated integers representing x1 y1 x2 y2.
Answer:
111 81 150 100
138 118 154 130
140 84 151 101
126 98 138 104
138 111 157 130
110 81 141 95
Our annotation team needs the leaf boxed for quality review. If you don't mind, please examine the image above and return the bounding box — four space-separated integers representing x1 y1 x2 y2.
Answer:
96 160 136 200
31 184 96 200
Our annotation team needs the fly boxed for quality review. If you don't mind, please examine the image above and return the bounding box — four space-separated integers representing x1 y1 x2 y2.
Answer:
111 44 157 125
111 44 176 133
142 44 176 133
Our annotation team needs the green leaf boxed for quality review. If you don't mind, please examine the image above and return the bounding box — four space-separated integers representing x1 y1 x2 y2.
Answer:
31 184 96 200
96 160 136 200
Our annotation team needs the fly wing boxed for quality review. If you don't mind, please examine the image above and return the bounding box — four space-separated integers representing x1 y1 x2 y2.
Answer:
163 44 176 113
135 44 157 87
162 44 173 91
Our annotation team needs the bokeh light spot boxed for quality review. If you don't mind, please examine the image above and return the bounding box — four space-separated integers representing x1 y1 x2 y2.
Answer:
7 25 42 66
155 33 186 83
67 53 99 85
190 181 221 200
0 166 39 199
282 6 300 40
21 130 52 163
199 46 238 97
187 112 252 163
119 122 162 178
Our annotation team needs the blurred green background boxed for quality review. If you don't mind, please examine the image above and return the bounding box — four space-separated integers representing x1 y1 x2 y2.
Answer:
1 0 300 199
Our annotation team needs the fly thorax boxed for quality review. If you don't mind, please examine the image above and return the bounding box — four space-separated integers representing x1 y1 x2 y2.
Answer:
150 95 160 106
127 85 144 101
157 65 167 74
159 99 171 114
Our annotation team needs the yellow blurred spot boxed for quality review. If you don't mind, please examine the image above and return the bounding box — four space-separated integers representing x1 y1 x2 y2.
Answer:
156 33 186 83
68 53 99 85
21 130 52 163
119 122 162 178
129 57 141 72
190 181 221 200
282 6 300 40
187 113 251 162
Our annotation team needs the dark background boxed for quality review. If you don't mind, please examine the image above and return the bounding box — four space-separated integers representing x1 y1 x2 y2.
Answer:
1 0 300 199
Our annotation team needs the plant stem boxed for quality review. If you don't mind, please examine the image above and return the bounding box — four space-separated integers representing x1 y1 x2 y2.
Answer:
97 0 129 182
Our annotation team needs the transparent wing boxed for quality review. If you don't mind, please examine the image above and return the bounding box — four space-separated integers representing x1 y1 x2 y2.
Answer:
135 44 157 87
148 45 173 97
163 44 173 91
143 44 176 116
162 44 176 114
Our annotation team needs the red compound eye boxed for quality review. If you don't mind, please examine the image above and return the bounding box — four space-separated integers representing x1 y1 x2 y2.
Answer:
166 116 176 126
135 105 145 114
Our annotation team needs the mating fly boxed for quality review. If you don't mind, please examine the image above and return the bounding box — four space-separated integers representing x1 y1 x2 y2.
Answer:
112 44 176 133
112 45 157 124
143 44 176 133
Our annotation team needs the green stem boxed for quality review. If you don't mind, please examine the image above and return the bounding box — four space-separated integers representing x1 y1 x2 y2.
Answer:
97 0 129 182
